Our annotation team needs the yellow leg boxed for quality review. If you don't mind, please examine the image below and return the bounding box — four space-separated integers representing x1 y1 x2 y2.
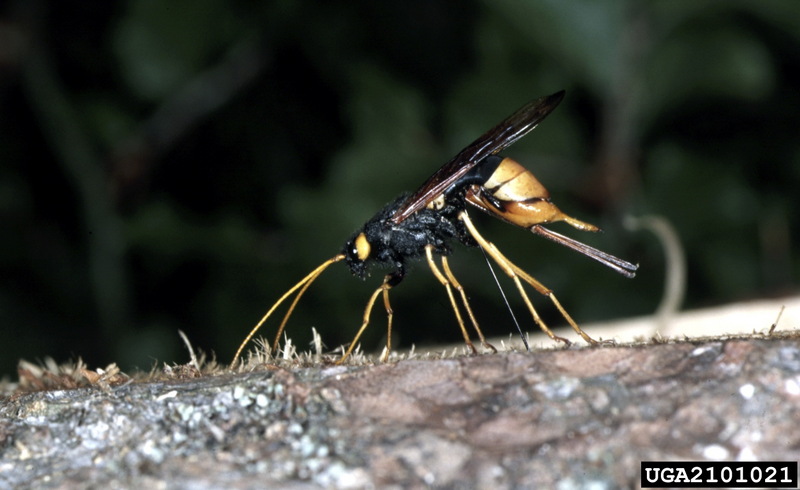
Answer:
425 245 478 354
441 256 496 352
337 275 394 364
459 211 600 346
232 254 345 366
380 286 393 362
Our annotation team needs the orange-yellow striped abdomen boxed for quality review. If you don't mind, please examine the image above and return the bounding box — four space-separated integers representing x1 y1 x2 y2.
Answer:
483 158 550 202
466 157 599 232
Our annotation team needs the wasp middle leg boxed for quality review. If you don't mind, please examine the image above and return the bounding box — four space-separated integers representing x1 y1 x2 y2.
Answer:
441 255 497 353
425 245 495 354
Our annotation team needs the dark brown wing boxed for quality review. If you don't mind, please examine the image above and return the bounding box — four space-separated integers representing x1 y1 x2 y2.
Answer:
389 90 566 225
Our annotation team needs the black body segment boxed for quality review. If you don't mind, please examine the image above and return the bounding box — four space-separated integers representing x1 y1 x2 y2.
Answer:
343 193 473 285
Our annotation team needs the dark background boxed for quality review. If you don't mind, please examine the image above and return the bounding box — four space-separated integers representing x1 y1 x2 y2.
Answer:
1 1 798 377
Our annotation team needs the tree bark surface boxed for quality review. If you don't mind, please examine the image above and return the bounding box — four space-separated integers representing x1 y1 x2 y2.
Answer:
2 337 799 488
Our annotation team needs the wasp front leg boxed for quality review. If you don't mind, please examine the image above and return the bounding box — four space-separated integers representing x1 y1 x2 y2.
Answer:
458 211 601 346
338 271 400 364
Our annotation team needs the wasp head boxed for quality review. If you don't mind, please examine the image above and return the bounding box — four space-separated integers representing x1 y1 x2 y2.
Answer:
343 230 372 279
342 193 410 279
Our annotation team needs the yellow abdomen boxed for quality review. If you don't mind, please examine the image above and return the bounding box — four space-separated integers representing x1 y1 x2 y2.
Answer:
467 157 599 232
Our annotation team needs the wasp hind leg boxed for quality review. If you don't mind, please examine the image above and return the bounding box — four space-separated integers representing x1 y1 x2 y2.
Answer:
425 245 495 354
458 211 601 347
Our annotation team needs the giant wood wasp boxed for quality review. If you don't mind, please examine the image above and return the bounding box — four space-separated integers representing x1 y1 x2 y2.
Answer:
232 90 638 365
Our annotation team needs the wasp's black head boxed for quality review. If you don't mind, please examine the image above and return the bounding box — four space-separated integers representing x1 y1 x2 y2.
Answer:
342 193 411 280
343 230 372 279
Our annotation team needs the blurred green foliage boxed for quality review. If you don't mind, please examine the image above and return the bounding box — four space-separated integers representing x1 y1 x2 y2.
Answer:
1 0 798 376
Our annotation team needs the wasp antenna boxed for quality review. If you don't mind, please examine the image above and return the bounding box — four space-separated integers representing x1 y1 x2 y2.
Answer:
272 256 341 353
530 225 638 278
231 254 345 367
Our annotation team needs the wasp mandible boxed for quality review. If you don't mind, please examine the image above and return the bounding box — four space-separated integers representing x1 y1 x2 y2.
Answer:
232 90 638 365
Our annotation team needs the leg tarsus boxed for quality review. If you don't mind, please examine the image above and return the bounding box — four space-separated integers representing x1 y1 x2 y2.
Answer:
546 291 599 345
552 335 572 347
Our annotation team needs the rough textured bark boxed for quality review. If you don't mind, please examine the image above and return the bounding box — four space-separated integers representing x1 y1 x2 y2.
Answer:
2 335 799 488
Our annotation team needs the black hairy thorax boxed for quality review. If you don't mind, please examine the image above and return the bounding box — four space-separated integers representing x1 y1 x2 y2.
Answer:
341 156 505 282
342 191 475 282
